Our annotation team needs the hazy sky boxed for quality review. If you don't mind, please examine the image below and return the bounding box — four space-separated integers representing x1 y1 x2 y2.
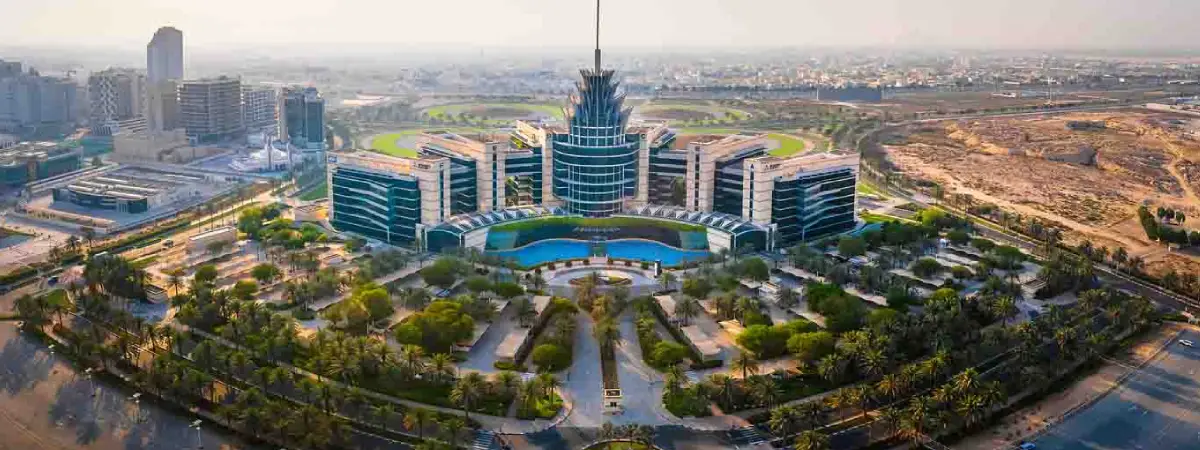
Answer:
4 0 1199 51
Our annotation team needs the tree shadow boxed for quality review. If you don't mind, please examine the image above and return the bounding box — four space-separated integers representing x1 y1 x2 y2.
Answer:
0 326 56 396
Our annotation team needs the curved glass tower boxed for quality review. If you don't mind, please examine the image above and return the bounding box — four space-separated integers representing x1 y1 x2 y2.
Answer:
551 69 639 217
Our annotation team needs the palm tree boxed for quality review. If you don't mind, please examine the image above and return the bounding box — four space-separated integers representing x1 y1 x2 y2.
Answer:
372 404 395 432
599 422 618 440
732 352 760 380
495 370 520 398
748 375 779 408
735 297 760 326
817 354 847 385
429 353 454 383
404 408 433 439
451 372 485 420
593 318 621 353
793 430 830 450
515 299 537 327
535 372 561 398
956 393 988 429
876 373 907 401
776 287 800 310
674 297 701 326
659 271 677 291
442 418 465 445
769 405 799 437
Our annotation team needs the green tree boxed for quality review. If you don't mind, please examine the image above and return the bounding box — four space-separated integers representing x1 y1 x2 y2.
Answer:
531 343 571 372
250 263 282 285
837 236 867 258
788 331 836 366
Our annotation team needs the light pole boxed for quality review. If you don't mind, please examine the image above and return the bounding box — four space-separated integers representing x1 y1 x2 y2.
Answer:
85 368 96 397
130 392 143 423
191 419 204 449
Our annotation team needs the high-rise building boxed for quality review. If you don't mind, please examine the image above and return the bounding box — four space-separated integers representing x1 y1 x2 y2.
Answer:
145 80 179 132
0 60 80 135
281 87 325 150
88 68 146 136
329 3 858 252
178 77 244 143
146 27 183 83
241 85 277 135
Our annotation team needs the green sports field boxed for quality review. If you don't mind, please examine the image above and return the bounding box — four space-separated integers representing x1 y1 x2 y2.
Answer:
767 133 806 157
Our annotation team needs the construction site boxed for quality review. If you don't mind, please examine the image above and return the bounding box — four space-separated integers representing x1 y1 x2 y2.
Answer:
882 109 1200 277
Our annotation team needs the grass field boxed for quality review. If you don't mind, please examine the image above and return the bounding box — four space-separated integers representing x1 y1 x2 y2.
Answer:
676 127 747 135
856 181 887 198
424 102 563 120
299 181 328 201
369 133 420 158
638 102 752 120
768 133 806 157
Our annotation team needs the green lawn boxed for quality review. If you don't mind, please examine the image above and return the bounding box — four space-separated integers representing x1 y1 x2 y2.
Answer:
424 102 563 120
368 133 419 158
298 181 328 201
768 133 806 157
639 102 752 120
676 127 747 135
856 181 887 198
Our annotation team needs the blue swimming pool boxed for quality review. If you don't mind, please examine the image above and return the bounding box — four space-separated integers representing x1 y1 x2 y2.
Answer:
488 239 711 268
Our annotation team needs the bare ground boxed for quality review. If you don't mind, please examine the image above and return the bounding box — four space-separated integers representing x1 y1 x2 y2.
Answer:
885 110 1200 277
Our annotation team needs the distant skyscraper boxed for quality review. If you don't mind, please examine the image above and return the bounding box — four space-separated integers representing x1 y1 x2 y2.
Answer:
145 80 179 132
145 27 183 133
179 77 244 143
146 27 183 83
241 85 278 135
281 87 325 150
0 59 80 134
88 69 146 136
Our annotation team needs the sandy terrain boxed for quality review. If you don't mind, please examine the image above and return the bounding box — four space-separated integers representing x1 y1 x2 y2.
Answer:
885 110 1200 276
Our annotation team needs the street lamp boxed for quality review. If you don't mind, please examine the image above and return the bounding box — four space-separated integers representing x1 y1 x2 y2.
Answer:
84 368 96 397
191 419 204 449
130 392 143 423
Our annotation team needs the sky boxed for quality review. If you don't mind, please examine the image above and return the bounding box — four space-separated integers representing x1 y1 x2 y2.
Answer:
3 0 1199 52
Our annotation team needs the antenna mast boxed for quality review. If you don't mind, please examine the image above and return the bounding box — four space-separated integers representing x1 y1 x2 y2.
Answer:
594 0 602 72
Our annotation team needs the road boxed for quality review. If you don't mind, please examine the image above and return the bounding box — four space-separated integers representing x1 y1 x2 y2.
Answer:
1033 329 1200 449
0 322 258 450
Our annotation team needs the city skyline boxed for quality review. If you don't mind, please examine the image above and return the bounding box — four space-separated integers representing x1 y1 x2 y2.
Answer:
5 0 1200 52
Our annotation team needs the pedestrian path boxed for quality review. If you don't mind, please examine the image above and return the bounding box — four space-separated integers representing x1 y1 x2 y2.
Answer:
473 429 496 449
730 426 769 447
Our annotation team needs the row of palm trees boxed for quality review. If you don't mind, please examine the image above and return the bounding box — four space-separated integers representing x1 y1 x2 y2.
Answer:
54 266 494 450
768 287 1156 449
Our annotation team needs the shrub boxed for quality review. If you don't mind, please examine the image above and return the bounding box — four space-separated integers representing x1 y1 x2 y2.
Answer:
787 331 835 365
640 261 649 269
293 308 316 320
651 341 690 367
531 343 571 372
565 261 573 268
911 258 944 278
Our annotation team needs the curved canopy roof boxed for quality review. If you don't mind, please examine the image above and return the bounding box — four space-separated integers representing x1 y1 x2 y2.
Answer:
427 204 768 237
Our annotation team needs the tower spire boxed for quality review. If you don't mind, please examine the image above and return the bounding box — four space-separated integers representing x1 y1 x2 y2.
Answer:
594 0 602 72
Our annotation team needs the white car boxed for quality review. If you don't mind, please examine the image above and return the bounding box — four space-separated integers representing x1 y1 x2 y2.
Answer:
1180 340 1194 347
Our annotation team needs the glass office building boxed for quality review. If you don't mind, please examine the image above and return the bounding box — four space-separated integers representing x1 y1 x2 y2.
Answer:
550 69 640 217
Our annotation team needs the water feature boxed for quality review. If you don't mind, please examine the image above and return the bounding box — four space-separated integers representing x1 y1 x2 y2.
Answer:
488 239 709 268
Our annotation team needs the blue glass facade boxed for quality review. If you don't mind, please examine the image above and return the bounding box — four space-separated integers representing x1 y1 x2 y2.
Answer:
330 165 420 245
772 167 857 244
551 70 640 217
